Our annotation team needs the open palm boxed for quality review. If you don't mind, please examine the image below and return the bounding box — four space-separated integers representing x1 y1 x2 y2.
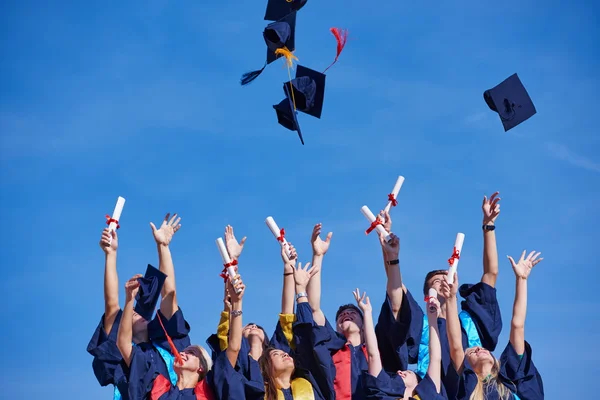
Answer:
508 250 543 279
312 223 333 256
482 192 501 225
150 213 181 246
225 225 246 260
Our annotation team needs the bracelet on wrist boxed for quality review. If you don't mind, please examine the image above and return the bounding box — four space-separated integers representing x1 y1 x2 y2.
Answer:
231 310 243 317
385 259 399 266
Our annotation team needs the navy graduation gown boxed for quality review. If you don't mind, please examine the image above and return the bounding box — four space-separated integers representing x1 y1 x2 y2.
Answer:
457 341 544 400
87 309 124 386
209 351 265 400
362 369 448 400
121 308 192 400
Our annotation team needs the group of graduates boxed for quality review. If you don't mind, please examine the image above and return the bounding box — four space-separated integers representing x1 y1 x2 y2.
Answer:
87 192 545 400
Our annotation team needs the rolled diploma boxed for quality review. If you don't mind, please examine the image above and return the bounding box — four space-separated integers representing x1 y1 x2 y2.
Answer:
383 176 405 213
216 238 241 293
446 233 465 283
107 196 125 245
361 205 392 242
265 216 291 257
427 288 437 312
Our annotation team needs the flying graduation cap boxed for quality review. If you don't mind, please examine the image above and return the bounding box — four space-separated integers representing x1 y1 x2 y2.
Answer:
134 264 167 321
272 28 348 145
484 73 537 132
264 0 307 21
240 12 297 86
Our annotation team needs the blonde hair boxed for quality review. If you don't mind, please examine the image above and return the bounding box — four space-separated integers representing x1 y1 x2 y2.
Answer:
468 357 512 400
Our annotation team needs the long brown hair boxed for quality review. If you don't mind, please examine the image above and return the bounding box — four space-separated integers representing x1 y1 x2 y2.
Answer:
259 346 293 400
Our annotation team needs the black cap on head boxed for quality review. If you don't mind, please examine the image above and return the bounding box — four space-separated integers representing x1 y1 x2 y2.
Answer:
484 73 536 132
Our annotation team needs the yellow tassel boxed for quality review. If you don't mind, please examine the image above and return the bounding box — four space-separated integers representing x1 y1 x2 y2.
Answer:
275 47 299 111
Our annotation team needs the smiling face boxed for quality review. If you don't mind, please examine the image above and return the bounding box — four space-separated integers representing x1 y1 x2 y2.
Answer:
269 348 295 375
465 346 495 373
132 311 149 337
174 345 211 379
397 370 418 389
336 306 363 334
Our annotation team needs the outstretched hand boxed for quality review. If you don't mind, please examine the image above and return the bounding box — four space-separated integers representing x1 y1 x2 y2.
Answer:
311 223 333 256
150 213 181 246
225 225 246 260
353 288 372 314
508 250 543 280
293 262 315 289
482 192 501 225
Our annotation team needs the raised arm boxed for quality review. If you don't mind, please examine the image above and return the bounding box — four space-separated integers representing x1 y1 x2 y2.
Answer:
99 228 120 334
116 274 142 367
281 243 298 315
481 193 500 287
151 213 182 319
378 211 403 317
226 274 246 368
354 288 382 377
441 273 464 374
425 296 442 393
307 223 332 326
507 250 543 355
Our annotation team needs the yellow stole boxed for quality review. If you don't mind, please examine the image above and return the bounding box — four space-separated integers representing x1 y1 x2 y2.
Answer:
276 377 315 400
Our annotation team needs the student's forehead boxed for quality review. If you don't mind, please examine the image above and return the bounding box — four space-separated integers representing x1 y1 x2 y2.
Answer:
429 274 445 283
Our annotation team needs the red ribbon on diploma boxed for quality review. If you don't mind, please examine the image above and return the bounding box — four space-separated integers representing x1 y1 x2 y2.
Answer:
365 218 382 235
388 193 398 207
424 295 435 303
220 259 238 282
105 215 120 229
277 228 285 243
447 247 460 266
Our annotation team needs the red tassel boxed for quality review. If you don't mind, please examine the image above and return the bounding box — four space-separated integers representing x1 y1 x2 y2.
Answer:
323 27 348 73
157 312 184 366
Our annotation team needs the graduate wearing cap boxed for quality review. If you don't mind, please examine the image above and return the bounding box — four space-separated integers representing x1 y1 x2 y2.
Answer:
398 194 504 400
240 12 298 86
444 251 545 400
484 73 537 132
359 288 447 400
290 222 412 400
114 214 211 400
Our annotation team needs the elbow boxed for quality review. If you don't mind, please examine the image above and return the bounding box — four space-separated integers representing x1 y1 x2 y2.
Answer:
511 320 525 331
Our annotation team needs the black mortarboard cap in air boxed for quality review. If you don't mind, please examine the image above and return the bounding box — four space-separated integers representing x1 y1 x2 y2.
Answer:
484 73 536 132
285 64 326 119
264 0 307 21
240 12 297 86
273 83 304 145
134 264 167 321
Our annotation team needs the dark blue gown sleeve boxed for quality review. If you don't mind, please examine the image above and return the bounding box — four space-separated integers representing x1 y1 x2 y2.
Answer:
147 308 192 352
375 293 410 372
362 369 407 400
499 341 544 400
414 373 448 400
459 282 502 351
209 351 265 400
87 310 124 386
402 288 425 364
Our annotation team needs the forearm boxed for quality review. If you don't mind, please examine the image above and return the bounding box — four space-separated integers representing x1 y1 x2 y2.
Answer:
226 300 243 367
281 272 295 314
446 296 465 371
307 254 325 325
364 313 382 377
117 297 134 366
103 253 120 333
158 244 176 296
427 314 442 392
481 229 499 287
510 278 527 354
383 250 403 318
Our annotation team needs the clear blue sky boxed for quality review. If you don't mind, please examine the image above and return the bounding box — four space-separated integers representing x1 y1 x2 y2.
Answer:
1 0 598 398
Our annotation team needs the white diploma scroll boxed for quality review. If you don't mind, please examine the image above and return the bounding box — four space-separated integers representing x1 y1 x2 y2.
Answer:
106 196 125 245
427 288 438 313
216 237 241 294
361 205 392 242
383 176 405 213
446 233 465 283
265 216 291 258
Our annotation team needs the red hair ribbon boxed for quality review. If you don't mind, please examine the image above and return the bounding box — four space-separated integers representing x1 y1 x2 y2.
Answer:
277 228 285 243
387 193 398 207
323 27 348 74
219 259 238 282
365 218 382 235
156 312 184 366
447 247 460 266
105 215 120 229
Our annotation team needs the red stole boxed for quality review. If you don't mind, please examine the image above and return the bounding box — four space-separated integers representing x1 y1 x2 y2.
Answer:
331 343 368 400
150 374 215 400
